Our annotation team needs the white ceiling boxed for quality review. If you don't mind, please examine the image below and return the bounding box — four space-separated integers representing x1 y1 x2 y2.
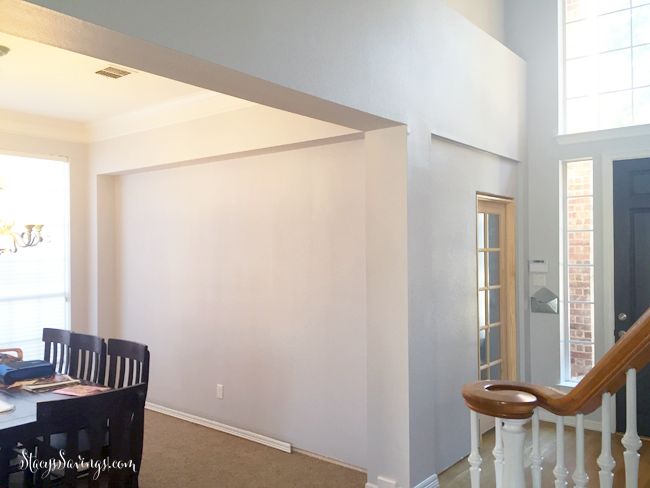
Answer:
0 31 251 123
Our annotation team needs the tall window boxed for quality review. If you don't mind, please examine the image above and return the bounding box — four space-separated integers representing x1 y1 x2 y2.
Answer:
562 159 595 381
562 0 650 133
0 155 70 360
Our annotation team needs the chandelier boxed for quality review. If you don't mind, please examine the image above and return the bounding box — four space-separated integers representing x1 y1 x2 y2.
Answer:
0 181 44 254
0 221 44 254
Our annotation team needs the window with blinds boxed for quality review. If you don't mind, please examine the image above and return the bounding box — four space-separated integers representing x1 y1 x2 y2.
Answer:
0 154 70 360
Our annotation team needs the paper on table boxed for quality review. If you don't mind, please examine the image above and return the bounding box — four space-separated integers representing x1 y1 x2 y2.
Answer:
22 374 80 392
0 399 15 413
53 385 110 397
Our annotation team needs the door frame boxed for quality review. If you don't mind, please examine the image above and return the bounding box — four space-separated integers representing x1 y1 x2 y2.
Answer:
476 193 518 381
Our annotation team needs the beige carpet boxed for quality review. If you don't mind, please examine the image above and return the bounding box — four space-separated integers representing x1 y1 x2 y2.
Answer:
140 411 367 488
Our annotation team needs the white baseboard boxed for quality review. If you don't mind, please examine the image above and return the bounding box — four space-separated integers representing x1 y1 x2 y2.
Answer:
413 474 440 488
292 447 366 473
145 402 292 453
366 474 438 488
538 410 602 432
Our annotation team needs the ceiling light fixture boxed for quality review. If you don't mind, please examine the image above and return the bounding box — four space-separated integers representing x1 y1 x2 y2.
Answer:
0 181 44 254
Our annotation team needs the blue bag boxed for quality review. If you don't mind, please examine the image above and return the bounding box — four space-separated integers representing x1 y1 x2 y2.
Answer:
0 360 55 385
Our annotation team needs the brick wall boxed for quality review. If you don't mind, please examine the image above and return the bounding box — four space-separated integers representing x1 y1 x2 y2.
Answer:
567 160 594 380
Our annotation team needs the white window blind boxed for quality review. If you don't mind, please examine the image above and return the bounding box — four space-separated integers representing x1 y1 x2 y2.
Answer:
0 154 70 360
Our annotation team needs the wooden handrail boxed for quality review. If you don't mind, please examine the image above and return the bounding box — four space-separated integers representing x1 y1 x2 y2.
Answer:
463 307 650 419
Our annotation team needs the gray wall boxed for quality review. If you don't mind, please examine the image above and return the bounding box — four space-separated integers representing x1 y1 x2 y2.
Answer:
445 0 506 43
114 140 367 467
8 1 526 485
409 137 519 473
22 0 524 161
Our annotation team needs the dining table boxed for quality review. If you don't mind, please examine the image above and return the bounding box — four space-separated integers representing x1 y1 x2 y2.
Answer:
0 350 100 486
0 387 65 485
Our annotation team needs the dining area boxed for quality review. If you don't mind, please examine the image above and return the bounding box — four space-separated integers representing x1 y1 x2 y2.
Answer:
0 328 150 487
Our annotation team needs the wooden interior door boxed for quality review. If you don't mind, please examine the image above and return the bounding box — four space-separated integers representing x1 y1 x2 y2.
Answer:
476 196 517 434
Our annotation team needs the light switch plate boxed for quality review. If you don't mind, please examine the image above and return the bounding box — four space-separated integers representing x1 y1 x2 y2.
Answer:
529 259 548 273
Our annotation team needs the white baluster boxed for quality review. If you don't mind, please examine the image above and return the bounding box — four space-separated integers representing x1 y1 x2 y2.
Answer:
572 414 589 487
493 419 504 488
469 411 482 488
554 416 569 488
502 418 529 488
622 368 642 488
531 409 543 488
597 392 615 488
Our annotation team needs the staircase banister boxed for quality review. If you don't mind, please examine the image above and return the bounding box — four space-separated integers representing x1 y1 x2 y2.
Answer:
463 307 650 419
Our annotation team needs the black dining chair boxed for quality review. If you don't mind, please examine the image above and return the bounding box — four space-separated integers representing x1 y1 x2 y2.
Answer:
0 441 32 488
34 383 147 488
43 328 72 374
106 339 150 390
69 333 106 384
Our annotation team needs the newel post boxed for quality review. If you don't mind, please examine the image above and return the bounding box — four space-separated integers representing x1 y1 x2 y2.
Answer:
502 416 532 487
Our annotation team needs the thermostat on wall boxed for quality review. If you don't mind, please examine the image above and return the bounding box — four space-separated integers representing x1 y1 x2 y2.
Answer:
529 259 548 273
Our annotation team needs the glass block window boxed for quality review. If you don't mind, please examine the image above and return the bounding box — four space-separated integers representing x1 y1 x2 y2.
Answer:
562 0 650 133
562 159 595 381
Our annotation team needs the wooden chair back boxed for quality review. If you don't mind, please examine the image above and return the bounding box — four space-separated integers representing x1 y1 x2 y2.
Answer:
69 332 106 384
106 339 150 389
35 383 147 488
43 328 71 374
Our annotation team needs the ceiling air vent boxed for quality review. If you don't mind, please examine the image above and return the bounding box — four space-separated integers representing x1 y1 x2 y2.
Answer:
95 66 132 79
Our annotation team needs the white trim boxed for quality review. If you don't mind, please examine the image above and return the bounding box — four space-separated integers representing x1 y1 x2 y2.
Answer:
431 132 521 163
292 447 366 473
365 477 400 488
413 474 440 488
557 123 650 146
0 93 256 144
88 92 255 142
145 402 292 453
0 109 88 143
558 0 567 135
539 409 603 432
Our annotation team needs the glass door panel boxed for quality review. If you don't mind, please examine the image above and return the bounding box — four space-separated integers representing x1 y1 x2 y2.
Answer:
477 204 506 381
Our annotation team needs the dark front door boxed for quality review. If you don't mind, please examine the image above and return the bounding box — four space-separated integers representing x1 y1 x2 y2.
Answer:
614 157 650 436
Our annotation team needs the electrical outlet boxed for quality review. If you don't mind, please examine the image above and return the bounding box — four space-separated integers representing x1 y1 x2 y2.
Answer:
216 384 224 400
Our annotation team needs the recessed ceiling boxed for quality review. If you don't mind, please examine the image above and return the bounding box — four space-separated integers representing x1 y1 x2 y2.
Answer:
0 31 250 123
